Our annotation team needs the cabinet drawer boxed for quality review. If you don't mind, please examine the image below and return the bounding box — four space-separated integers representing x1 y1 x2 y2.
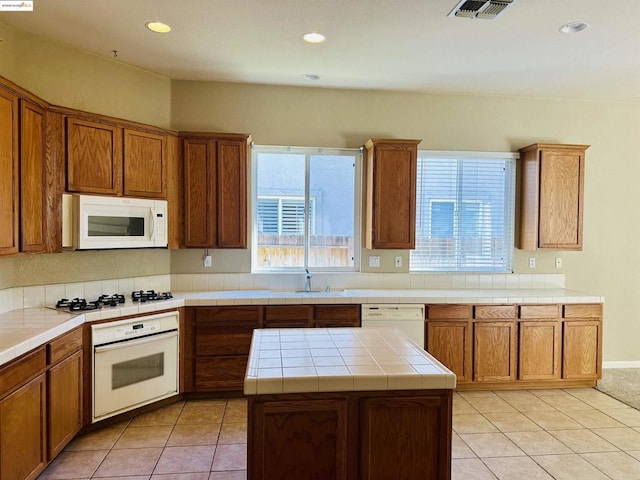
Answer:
315 318 360 328
194 306 262 324
427 305 471 320
195 330 253 356
48 327 83 365
519 305 560 320
264 306 313 328
194 356 248 392
0 347 46 399
563 304 603 319
314 305 360 322
474 305 516 320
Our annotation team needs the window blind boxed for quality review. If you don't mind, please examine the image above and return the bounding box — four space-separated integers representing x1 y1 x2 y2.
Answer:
410 152 516 272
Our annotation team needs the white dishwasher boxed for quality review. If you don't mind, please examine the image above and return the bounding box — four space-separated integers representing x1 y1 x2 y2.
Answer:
361 304 426 348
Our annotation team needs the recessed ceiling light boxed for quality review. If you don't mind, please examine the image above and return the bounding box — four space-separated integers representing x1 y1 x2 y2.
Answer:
303 32 326 44
146 21 171 34
559 21 589 34
302 74 320 81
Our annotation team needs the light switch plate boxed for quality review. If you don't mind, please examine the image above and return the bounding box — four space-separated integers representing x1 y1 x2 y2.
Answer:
369 256 381 268
394 256 402 268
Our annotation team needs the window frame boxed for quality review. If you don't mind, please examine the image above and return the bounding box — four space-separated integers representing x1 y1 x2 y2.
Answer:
411 150 517 273
251 144 362 273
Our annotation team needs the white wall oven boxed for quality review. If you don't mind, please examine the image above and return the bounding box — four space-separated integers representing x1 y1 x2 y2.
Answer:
92 311 179 423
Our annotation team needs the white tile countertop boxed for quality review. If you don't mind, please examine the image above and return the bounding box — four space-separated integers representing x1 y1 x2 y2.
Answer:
244 327 456 395
0 299 184 367
0 288 604 368
178 287 604 306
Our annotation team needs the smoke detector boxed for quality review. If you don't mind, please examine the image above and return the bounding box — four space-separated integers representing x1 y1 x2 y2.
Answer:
448 0 516 20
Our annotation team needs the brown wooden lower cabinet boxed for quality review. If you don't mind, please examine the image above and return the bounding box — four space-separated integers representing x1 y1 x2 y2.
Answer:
562 320 602 379
473 321 517 382
518 320 561 380
184 306 262 393
47 350 83 459
425 320 472 383
0 374 47 480
248 390 452 480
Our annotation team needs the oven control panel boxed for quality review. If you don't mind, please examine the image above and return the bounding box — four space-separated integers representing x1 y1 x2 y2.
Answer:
114 319 161 339
92 310 179 348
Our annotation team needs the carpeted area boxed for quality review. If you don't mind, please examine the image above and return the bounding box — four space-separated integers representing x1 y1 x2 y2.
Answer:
596 368 640 410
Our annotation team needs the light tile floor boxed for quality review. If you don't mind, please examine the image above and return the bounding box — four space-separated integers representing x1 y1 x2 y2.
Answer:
38 388 640 480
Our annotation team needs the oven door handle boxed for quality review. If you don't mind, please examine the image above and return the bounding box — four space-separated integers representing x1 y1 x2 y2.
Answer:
94 330 177 353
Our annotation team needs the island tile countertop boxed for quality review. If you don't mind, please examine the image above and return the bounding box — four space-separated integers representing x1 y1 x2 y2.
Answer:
0 288 604 368
244 327 456 395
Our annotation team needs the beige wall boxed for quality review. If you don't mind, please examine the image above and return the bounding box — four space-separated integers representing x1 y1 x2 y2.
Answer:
0 20 171 127
0 20 173 287
171 80 640 362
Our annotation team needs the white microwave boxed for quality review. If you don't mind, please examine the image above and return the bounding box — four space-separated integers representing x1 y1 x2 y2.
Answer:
62 194 168 250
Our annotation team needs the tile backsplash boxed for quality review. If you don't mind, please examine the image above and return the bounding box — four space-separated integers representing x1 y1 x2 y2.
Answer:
0 274 172 315
0 273 565 315
170 273 565 293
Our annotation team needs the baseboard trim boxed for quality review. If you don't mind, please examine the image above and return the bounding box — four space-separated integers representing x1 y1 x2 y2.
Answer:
602 361 640 369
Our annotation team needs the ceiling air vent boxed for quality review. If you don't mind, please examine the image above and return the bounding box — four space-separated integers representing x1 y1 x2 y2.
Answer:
448 0 515 20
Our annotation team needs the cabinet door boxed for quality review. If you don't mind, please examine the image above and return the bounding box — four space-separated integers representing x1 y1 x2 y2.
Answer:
562 320 602 379
0 87 19 256
518 321 561 380
66 117 122 195
518 143 588 250
365 139 420 249
217 140 247 248
426 321 472 382
360 394 451 480
249 397 349 480
264 306 313 328
183 139 216 247
539 148 584 249
473 321 517 382
48 350 82 459
20 101 47 253
0 374 46 480
123 129 167 198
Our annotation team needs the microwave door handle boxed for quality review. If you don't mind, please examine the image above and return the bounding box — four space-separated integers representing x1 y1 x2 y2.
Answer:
94 330 177 353
150 210 156 239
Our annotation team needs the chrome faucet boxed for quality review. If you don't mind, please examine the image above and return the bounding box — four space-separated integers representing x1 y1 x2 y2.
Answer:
304 268 313 293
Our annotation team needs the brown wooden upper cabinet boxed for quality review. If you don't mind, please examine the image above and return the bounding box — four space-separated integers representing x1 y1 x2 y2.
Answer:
123 129 167 198
66 117 167 198
0 86 49 256
182 132 250 248
518 143 589 250
364 138 421 249
20 100 47 253
66 117 122 195
0 86 19 256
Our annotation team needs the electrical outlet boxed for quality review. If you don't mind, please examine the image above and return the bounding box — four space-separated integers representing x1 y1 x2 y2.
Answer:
203 255 212 268
555 257 562 269
394 256 402 268
369 256 380 268
529 257 536 269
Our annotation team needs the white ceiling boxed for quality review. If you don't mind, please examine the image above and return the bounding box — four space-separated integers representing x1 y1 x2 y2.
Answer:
2 0 640 100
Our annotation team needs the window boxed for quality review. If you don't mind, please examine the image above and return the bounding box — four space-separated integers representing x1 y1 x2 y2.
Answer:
253 146 360 271
410 151 516 272
257 196 316 235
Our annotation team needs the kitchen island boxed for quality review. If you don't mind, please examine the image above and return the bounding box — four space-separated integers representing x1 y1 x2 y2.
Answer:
244 327 456 480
